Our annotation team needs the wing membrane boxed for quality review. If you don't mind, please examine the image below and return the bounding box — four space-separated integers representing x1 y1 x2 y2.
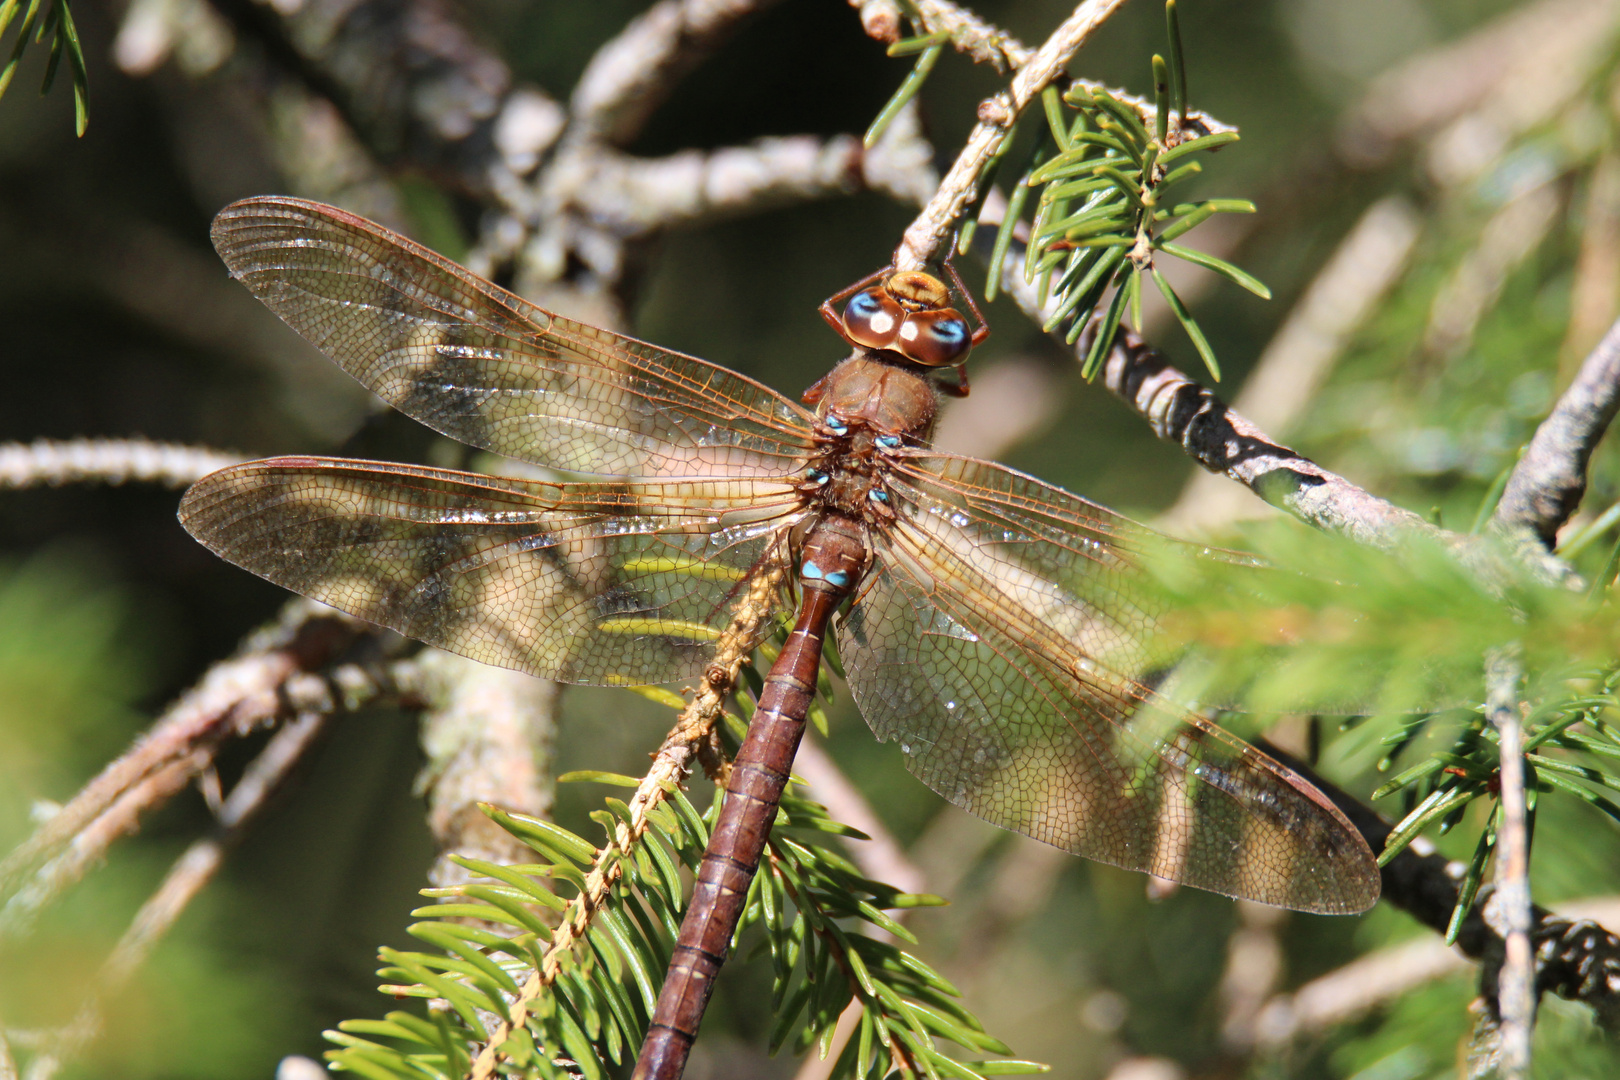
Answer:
837 452 1377 913
180 458 802 684
210 197 819 479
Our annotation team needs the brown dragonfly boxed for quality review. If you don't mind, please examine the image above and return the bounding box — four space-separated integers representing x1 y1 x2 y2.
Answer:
180 196 1378 1080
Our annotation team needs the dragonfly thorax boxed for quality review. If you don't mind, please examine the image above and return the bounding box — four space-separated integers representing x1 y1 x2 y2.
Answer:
814 355 938 442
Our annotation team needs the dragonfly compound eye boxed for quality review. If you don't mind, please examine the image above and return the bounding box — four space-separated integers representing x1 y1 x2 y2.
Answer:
842 287 904 349
897 308 972 367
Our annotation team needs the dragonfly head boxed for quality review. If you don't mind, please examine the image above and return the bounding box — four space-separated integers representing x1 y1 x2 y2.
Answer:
841 270 975 369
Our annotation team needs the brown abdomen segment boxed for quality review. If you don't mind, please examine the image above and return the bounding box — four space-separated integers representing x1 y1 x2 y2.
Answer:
632 516 869 1080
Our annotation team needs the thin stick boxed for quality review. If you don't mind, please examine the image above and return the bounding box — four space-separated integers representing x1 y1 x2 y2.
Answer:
1486 647 1535 1079
1494 315 1620 548
0 439 240 489
20 711 335 1080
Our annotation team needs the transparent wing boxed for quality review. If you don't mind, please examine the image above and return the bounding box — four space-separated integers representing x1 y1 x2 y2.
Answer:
210 197 819 479
180 458 802 684
836 451 1378 914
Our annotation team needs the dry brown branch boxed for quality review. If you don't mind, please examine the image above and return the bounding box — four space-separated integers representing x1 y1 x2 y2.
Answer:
576 137 865 234
1494 315 1620 549
20 711 336 1080
1162 197 1422 534
418 653 560 889
0 440 243 489
991 240 1437 549
1476 650 1534 1079
0 604 383 939
467 562 787 1080
569 0 780 145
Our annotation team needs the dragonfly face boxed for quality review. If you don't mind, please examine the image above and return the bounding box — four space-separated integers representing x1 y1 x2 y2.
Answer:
838 270 975 368
180 196 1379 920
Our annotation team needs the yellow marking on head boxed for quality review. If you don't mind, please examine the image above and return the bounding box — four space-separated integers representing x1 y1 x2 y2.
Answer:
885 270 950 311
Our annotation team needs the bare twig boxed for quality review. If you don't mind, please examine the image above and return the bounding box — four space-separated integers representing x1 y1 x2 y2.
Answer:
0 439 242 489
1494 316 1620 548
1477 648 1534 1079
21 711 337 1080
0 605 384 939
575 137 864 234
1162 197 1423 534
895 0 1131 271
995 258 1437 549
570 0 779 145
418 652 559 889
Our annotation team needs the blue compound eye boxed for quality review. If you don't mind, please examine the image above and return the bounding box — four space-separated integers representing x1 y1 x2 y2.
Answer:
897 308 973 366
849 291 884 317
842 287 903 349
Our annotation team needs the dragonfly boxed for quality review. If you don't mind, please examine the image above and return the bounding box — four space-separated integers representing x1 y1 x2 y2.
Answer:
179 196 1379 1080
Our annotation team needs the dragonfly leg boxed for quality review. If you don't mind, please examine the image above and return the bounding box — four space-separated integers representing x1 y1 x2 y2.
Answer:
937 360 971 397
819 266 890 343
802 373 831 406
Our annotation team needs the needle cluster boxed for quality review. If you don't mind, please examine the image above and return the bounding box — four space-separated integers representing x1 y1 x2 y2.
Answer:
986 2 1266 381
325 650 1037 1080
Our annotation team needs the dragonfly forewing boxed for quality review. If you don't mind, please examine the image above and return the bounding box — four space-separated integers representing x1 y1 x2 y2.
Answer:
211 198 819 480
179 458 804 685
838 452 1379 914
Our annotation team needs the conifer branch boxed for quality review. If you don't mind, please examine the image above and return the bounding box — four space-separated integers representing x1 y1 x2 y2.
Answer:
466 562 786 1079
0 605 395 940
21 710 337 1080
895 0 1132 271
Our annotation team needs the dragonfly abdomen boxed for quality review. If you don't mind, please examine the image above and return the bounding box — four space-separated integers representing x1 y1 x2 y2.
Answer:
635 515 871 1080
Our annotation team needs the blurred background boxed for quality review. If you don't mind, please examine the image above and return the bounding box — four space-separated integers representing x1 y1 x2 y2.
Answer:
4 0 1620 1077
